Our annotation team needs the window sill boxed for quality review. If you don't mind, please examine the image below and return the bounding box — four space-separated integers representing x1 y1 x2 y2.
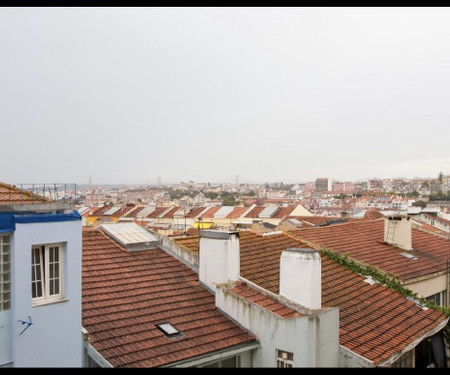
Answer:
32 297 68 307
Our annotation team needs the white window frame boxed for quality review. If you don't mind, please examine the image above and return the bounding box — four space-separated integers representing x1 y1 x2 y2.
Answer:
426 291 445 307
0 234 11 311
276 349 293 368
32 243 64 305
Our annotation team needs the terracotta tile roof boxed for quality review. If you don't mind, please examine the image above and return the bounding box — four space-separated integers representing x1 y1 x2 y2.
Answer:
90 205 112 216
185 207 206 218
0 181 51 204
287 218 450 282
146 206 168 218
230 281 300 318
226 207 248 219
82 229 256 368
99 206 135 218
271 206 295 218
411 218 448 236
287 216 342 226
161 206 181 218
199 206 221 218
174 231 449 366
185 227 200 236
174 236 200 253
123 206 147 218
262 198 295 204
243 206 265 218
363 209 385 220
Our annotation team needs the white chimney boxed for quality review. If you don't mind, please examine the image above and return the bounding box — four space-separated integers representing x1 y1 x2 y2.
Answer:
199 230 240 291
279 248 321 309
384 213 412 250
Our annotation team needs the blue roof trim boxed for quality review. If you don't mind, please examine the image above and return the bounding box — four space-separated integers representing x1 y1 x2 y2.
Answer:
0 213 15 233
14 209 81 224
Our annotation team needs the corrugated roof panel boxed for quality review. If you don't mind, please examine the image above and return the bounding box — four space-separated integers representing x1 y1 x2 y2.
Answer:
77 207 90 215
258 206 279 218
103 206 122 216
214 206 234 218
136 206 155 218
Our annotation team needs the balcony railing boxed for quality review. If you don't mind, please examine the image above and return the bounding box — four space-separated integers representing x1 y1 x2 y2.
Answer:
0 183 78 206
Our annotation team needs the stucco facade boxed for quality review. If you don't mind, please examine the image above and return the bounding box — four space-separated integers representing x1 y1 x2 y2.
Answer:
0 205 82 367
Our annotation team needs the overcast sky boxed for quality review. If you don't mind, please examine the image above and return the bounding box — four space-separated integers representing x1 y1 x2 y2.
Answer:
1 7 449 186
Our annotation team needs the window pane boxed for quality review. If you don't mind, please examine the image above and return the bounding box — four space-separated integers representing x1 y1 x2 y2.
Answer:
221 357 236 368
32 247 43 299
48 246 60 296
1 235 11 312
31 243 63 302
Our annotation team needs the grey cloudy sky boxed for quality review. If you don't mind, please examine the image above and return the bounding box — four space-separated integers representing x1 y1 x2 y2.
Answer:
1 7 450 186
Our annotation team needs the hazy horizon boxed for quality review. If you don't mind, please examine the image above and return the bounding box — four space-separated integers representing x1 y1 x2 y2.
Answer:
1 7 450 186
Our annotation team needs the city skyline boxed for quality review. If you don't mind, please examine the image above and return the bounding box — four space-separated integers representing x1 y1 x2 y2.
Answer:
1 7 450 185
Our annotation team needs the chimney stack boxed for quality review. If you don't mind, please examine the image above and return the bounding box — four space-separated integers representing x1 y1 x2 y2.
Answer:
384 213 412 250
199 230 240 291
279 248 321 309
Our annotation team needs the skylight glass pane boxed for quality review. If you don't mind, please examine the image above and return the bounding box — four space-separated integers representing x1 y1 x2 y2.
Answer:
100 223 157 245
157 323 179 335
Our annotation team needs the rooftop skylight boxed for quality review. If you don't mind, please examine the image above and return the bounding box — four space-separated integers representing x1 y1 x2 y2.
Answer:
156 323 180 336
100 223 158 251
400 252 417 260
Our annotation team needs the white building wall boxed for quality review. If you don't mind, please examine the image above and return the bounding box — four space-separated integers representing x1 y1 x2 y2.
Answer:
339 346 374 367
10 219 82 367
404 274 447 300
215 285 339 367
0 308 12 366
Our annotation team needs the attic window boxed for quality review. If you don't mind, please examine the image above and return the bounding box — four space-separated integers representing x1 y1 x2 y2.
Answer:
400 252 417 260
156 323 180 336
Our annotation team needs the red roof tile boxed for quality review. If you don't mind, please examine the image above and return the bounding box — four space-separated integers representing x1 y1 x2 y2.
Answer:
185 207 206 218
174 230 448 366
200 206 221 218
0 181 51 204
82 229 256 368
244 206 265 218
287 218 450 281
230 281 300 318
226 207 248 219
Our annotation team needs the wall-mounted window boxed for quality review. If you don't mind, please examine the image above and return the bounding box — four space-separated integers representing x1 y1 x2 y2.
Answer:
426 291 445 307
202 356 238 368
32 243 64 305
277 349 293 368
0 234 11 311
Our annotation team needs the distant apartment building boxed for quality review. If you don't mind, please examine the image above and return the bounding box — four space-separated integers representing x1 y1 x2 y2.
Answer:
430 181 443 195
355 180 370 192
315 178 332 194
368 178 383 191
331 181 355 192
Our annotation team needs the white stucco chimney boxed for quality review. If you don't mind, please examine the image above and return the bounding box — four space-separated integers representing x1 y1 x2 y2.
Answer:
199 230 240 292
279 248 321 309
384 213 412 250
